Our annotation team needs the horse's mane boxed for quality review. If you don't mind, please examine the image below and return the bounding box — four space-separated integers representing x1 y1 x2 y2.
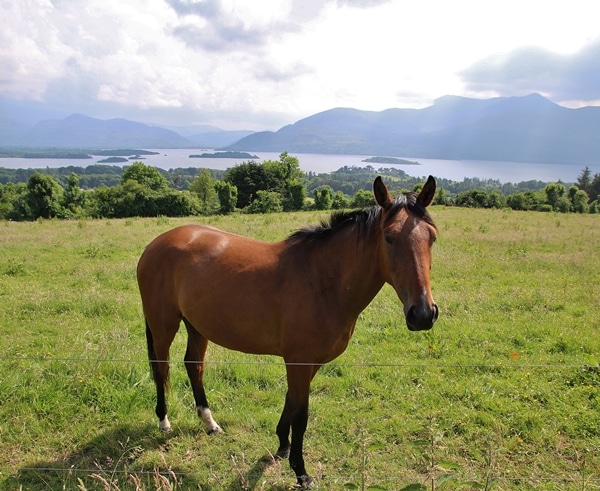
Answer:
285 192 435 247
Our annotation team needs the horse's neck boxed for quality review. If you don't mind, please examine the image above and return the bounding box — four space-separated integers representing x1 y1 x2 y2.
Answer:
305 228 385 316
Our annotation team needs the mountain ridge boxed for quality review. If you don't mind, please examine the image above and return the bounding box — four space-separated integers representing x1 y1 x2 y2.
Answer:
225 94 600 164
1 94 599 164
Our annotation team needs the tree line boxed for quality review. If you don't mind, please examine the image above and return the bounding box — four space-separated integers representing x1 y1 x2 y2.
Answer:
1 153 599 220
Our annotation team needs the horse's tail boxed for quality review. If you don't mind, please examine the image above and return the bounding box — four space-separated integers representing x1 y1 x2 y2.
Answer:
145 318 156 368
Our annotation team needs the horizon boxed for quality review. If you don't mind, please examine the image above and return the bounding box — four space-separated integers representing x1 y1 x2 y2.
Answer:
1 91 593 134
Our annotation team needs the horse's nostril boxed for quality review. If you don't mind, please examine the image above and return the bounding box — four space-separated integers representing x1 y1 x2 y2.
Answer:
406 303 437 331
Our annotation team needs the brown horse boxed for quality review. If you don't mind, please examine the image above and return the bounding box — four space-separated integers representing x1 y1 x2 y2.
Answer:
137 176 438 487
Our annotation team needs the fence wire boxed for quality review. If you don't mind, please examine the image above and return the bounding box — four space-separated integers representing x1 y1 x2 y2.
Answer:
0 354 596 369
1 355 599 489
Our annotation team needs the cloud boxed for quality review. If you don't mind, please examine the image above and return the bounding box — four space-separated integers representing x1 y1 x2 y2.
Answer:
2 0 599 131
459 36 600 104
253 62 314 83
166 0 298 52
335 0 391 7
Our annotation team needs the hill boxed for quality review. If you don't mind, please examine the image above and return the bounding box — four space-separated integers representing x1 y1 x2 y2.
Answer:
2 94 600 164
226 94 600 164
0 111 254 149
15 114 193 148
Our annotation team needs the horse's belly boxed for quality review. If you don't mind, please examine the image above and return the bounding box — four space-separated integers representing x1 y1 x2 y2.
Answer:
182 296 283 356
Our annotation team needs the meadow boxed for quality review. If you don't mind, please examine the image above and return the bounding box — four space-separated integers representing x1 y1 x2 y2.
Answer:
0 206 599 490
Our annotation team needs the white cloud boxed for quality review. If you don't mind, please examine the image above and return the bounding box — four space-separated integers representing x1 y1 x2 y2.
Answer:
1 0 600 130
460 36 600 105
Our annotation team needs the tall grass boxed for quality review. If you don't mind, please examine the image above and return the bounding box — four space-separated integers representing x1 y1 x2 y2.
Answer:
1 208 599 490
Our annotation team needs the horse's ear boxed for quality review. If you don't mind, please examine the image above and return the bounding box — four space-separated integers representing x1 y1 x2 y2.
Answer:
417 175 436 208
373 176 393 209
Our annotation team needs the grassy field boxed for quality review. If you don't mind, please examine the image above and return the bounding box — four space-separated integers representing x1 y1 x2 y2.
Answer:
1 206 599 490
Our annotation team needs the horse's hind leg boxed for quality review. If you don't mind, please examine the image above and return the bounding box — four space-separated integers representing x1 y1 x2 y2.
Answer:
146 319 178 432
183 319 222 434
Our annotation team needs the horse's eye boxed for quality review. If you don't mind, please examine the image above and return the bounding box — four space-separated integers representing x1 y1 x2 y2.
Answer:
384 235 394 245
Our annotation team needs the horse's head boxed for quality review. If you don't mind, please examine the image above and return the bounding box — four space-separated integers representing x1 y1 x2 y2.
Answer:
373 176 439 331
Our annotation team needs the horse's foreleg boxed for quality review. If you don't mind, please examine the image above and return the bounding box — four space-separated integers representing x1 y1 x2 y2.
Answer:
184 319 223 434
282 363 321 488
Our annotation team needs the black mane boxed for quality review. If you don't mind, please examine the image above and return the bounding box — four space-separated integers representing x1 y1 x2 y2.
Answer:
286 192 435 247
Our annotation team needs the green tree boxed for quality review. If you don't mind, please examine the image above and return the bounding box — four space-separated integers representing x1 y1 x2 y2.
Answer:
26 172 64 219
87 186 117 218
487 190 505 208
246 190 283 214
62 172 86 216
332 191 350 209
555 196 572 213
215 181 237 214
506 192 526 210
0 182 28 220
190 169 218 214
577 166 592 192
435 187 448 205
572 189 589 213
262 152 303 187
454 189 489 208
351 189 375 208
589 173 600 202
122 162 169 191
314 186 333 210
224 162 267 208
224 153 307 211
263 152 306 211
286 181 307 211
90 180 199 218
112 180 159 217
155 190 201 217
544 182 566 210
506 191 542 211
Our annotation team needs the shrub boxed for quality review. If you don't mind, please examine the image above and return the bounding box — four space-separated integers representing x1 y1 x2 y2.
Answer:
246 190 283 214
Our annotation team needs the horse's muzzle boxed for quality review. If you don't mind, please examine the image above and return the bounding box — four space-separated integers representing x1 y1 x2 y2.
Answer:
406 302 438 331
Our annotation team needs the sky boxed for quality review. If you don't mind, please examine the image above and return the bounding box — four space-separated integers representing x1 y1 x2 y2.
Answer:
2 0 600 131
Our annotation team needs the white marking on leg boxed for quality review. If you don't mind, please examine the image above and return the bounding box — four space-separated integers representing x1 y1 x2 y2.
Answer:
159 415 171 432
198 406 223 434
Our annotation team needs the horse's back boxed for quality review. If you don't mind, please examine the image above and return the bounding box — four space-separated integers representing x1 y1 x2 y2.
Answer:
137 224 286 354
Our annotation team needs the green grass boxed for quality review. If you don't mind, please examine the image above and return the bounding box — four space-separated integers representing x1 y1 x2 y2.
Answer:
1 208 599 490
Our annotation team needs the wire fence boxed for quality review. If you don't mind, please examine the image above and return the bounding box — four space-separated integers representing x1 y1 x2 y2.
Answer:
1 354 597 368
2 354 599 490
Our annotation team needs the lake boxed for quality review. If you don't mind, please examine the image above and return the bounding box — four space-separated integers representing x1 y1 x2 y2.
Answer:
1 149 597 183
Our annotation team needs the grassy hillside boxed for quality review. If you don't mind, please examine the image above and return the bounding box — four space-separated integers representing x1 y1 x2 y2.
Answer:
1 207 599 490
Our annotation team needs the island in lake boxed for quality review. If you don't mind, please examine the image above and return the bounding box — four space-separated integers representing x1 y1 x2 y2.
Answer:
189 151 259 159
93 149 160 157
362 156 420 165
97 157 129 163
0 148 160 159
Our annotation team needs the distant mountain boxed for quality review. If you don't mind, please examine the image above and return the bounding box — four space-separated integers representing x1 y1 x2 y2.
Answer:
0 112 255 149
226 94 600 164
17 114 193 148
2 94 599 164
162 124 255 147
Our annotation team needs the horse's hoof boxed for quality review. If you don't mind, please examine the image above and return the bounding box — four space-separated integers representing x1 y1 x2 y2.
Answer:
159 417 172 433
207 425 223 435
296 475 316 488
275 447 290 459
